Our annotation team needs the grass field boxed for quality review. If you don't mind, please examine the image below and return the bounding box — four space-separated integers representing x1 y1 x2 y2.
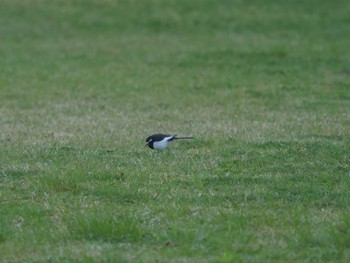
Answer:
1 0 350 262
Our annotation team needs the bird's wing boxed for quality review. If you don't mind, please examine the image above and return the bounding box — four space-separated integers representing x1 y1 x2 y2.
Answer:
164 135 176 141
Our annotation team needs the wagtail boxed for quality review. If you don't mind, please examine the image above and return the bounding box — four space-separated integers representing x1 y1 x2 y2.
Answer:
145 134 193 150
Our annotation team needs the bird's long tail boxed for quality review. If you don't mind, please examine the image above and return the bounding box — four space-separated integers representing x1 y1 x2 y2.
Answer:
174 136 194 140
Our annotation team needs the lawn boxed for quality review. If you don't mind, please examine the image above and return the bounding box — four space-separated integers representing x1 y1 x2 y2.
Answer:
1 0 350 262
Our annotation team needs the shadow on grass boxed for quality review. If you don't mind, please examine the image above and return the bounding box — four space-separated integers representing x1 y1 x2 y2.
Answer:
66 212 144 243
1 169 39 179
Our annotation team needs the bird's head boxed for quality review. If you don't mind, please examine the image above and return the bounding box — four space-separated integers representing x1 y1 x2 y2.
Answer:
145 137 152 147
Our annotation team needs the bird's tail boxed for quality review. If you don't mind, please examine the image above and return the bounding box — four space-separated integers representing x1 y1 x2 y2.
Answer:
174 136 194 140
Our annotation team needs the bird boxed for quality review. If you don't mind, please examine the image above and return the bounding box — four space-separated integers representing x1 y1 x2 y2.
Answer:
145 134 194 150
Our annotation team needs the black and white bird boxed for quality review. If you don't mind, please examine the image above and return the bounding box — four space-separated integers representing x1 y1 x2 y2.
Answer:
145 134 194 150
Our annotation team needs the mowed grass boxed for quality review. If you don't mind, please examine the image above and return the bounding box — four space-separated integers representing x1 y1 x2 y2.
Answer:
1 0 350 262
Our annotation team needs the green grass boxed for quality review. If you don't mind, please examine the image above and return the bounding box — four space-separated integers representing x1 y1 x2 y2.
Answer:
1 0 350 262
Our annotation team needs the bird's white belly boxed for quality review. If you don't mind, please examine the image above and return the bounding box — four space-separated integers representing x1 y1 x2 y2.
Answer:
153 140 170 150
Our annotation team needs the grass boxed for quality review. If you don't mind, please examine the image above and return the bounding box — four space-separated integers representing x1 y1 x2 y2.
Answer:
1 0 350 262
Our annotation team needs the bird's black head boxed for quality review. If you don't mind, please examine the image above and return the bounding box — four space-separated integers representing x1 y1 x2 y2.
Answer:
145 136 154 149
